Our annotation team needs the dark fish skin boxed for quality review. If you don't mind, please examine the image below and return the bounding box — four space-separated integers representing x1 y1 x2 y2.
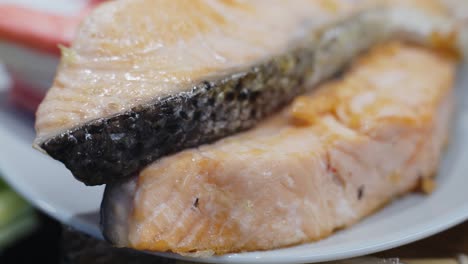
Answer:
39 8 458 185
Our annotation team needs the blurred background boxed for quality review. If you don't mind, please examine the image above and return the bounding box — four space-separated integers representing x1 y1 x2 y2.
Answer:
0 1 103 263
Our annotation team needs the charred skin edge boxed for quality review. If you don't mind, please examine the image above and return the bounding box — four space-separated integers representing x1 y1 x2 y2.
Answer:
39 8 451 185
41 44 314 186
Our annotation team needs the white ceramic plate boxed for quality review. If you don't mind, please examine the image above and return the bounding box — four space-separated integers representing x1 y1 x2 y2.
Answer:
1 66 468 264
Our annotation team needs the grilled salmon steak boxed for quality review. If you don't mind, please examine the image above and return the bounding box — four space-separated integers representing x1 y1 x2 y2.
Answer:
34 0 464 185
101 42 456 254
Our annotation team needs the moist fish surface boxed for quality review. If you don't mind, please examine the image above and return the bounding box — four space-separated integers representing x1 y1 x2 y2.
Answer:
101 42 456 254
34 0 463 185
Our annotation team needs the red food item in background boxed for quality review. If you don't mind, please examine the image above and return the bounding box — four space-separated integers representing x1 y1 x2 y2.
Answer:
0 0 104 54
0 5 78 55
0 0 106 113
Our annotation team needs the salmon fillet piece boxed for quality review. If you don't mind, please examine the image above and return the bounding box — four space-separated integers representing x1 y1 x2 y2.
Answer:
34 0 447 139
33 0 465 185
101 42 456 254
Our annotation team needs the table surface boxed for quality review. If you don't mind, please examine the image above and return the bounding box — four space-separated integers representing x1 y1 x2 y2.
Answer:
379 220 468 260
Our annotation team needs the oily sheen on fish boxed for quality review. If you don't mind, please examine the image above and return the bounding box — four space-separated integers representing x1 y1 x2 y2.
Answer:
101 42 456 254
34 0 463 185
